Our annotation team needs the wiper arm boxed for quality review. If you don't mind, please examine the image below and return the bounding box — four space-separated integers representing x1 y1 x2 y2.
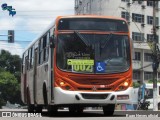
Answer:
101 33 113 48
104 57 113 65
74 31 89 46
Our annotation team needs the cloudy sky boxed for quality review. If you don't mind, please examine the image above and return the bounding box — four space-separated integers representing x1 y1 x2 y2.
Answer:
0 0 74 56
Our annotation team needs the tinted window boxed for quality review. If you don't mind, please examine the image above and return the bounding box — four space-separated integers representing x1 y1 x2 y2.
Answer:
58 18 128 32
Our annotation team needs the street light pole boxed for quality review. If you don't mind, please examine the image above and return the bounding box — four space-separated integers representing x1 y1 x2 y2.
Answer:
152 0 159 111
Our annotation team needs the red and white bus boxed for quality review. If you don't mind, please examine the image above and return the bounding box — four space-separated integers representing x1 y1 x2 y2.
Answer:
21 15 133 115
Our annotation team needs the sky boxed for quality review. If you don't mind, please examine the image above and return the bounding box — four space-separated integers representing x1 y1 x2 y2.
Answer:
0 0 74 56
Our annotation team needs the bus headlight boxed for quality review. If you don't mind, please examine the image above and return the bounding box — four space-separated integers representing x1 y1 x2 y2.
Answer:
60 81 65 86
116 79 131 91
123 81 129 87
59 81 71 90
55 78 74 91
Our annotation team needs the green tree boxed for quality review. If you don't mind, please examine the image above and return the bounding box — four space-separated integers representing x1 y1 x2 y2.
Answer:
133 81 140 88
148 79 160 83
0 50 22 107
0 50 21 82
0 71 20 108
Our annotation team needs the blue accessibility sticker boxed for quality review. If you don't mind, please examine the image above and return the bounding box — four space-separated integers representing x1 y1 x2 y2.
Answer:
96 62 106 73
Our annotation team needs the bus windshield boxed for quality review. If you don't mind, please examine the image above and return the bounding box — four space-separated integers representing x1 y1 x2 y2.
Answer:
56 33 131 74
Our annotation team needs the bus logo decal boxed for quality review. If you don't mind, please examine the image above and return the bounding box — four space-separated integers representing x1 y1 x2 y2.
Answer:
96 62 105 73
92 86 97 91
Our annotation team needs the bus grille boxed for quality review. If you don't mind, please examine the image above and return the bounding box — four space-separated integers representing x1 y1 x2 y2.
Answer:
81 93 109 99
77 87 112 91
69 76 118 85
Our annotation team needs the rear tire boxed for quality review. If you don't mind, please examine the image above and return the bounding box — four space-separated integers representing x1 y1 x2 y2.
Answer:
35 105 43 113
28 105 35 113
103 104 115 116
43 84 48 106
27 88 35 113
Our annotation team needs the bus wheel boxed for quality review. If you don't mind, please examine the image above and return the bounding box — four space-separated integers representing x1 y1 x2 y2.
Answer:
158 103 160 110
27 88 34 113
69 106 76 114
103 104 115 116
35 105 43 113
28 105 35 113
77 107 84 114
69 106 84 114
43 84 48 106
48 105 58 116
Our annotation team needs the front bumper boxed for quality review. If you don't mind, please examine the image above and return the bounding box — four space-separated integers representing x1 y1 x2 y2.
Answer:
53 87 133 105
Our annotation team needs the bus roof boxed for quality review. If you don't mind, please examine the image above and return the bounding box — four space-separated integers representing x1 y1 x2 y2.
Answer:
55 15 127 23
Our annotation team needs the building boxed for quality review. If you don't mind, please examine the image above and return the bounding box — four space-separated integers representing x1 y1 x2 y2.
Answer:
74 0 160 83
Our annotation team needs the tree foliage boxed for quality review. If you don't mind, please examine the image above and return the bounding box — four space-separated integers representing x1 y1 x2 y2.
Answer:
148 79 160 83
133 81 140 88
0 71 20 105
0 50 22 108
0 50 21 82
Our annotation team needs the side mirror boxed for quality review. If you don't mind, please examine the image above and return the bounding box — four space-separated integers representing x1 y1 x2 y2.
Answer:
50 35 55 48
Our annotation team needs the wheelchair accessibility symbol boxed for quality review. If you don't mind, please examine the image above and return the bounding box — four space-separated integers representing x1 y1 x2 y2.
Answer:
96 62 105 73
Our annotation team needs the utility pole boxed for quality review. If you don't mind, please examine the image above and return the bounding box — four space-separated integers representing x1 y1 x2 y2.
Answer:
152 0 159 111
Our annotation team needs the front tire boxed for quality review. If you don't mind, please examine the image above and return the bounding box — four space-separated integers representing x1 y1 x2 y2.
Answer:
103 104 115 116
158 103 160 110
69 106 84 114
48 105 58 116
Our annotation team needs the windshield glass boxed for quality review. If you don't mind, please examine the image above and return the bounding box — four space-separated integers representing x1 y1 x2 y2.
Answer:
56 33 131 74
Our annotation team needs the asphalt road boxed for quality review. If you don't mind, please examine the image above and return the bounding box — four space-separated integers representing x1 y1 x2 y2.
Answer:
0 109 159 120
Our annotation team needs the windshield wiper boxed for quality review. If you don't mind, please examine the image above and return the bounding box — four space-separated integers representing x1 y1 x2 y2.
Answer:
101 33 113 48
104 57 113 65
74 31 89 46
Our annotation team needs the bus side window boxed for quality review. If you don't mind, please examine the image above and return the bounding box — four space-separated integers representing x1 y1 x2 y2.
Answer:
46 32 50 60
25 55 29 71
30 46 34 68
27 50 30 70
38 40 41 64
43 34 47 62
22 54 24 73
29 47 32 69
28 48 32 70
38 39 43 64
